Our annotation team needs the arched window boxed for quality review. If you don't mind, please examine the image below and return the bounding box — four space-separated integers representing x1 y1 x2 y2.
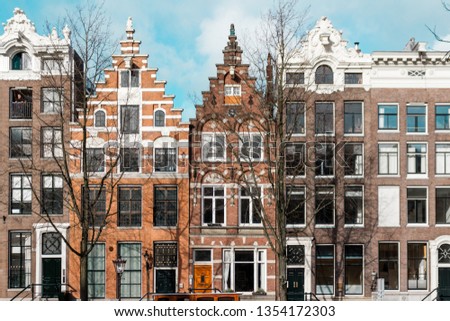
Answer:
154 110 165 127
94 110 106 127
315 65 333 84
11 52 31 70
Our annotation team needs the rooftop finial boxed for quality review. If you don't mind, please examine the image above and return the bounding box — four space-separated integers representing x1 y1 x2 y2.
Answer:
126 17 135 40
230 23 235 36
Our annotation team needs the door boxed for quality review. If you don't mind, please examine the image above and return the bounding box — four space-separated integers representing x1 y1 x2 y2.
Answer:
42 258 61 298
439 268 450 301
287 268 304 301
155 269 176 293
194 265 212 293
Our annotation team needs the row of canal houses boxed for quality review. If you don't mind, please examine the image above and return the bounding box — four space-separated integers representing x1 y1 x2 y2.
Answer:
1 9 450 301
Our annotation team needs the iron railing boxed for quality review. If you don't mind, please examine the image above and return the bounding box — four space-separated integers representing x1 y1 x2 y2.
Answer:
10 101 32 119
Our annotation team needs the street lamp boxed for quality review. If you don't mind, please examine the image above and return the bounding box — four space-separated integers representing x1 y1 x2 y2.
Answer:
113 257 127 301
143 250 153 301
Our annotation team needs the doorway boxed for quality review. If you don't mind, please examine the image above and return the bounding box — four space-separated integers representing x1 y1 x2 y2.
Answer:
194 265 212 293
155 269 176 293
42 258 61 298
287 268 304 301
439 268 450 301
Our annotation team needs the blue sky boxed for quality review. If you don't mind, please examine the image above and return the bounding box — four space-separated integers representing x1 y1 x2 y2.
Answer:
2 0 450 120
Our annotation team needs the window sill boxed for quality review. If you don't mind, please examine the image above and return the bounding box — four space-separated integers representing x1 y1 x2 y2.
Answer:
286 224 306 228
406 175 428 179
344 224 364 228
344 175 364 178
406 224 429 227
435 224 450 227
315 224 335 228
377 130 400 133
406 132 428 135
315 176 335 179
377 174 400 178
343 133 364 136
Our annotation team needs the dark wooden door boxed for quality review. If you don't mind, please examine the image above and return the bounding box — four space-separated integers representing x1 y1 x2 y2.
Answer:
287 268 304 301
155 269 176 293
42 258 61 298
439 267 450 301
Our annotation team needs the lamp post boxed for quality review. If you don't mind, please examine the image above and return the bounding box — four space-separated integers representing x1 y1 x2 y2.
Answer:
143 250 153 301
113 257 127 301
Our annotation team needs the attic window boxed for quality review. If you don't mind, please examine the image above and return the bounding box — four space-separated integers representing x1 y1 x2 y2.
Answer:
315 65 333 84
11 52 31 70
408 70 426 77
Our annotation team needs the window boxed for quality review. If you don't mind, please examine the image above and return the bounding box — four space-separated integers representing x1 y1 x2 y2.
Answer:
287 245 305 265
315 102 334 134
407 143 427 175
88 243 105 299
42 127 63 158
436 188 450 224
438 244 450 264
10 127 32 158
436 105 450 130
436 144 450 175
223 249 266 292
407 105 426 133
11 52 31 70
345 245 363 295
10 89 32 119
344 102 363 134
154 186 177 226
286 102 305 134
285 143 305 176
286 72 304 85
94 110 106 127
42 232 61 255
42 59 62 72
224 85 241 105
202 134 225 161
315 143 334 176
344 186 363 225
407 188 427 224
154 110 165 127
378 143 398 175
10 174 32 214
85 148 104 172
83 186 106 227
315 187 334 226
118 186 141 227
286 187 305 226
239 187 262 225
378 104 398 130
379 243 399 290
344 143 363 176
42 175 63 214
315 65 333 84
240 134 262 161
194 249 212 262
120 148 140 172
42 88 63 113
202 186 225 225
8 232 31 288
344 73 362 84
118 243 141 298
407 243 427 290
316 245 334 295
121 105 139 134
120 70 139 87
154 242 178 293
154 148 176 172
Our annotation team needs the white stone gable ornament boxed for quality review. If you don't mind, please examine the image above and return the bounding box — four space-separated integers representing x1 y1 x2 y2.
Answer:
3 8 36 34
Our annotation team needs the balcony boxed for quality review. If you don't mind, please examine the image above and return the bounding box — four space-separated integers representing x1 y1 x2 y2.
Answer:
10 89 32 119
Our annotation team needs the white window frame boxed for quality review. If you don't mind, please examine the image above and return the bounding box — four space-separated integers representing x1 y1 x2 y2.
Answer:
406 186 428 226
202 185 226 226
315 143 335 178
286 102 306 136
315 244 335 295
378 103 399 132
406 104 427 134
42 127 63 159
343 101 364 136
407 142 427 178
436 143 450 176
435 104 450 132
239 186 263 226
344 143 364 177
286 186 306 228
315 186 335 228
42 88 64 114
344 244 364 296
378 242 400 292
239 133 263 162
224 85 241 96
344 185 364 227
436 186 450 225
202 133 226 162
407 242 428 291
378 142 399 176
94 109 106 128
315 102 335 136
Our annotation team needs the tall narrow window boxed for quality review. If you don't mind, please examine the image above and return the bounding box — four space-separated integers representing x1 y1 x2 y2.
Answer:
344 143 363 176
83 186 106 227
42 88 63 113
42 127 63 158
379 243 399 290
286 102 305 134
407 105 426 133
315 143 334 176
154 242 178 293
118 186 142 227
345 245 363 295
118 243 141 298
239 187 262 225
120 148 140 172
8 232 31 288
224 85 241 105
407 243 427 290
85 148 104 172
407 143 427 175
436 188 450 224
407 188 427 224
202 186 225 225
286 187 305 226
88 243 105 299
154 186 177 226
315 187 334 226
315 65 333 84
202 134 225 161
436 105 450 130
378 143 398 175
436 144 450 175
120 70 139 87
315 102 334 134
240 134 262 161
10 127 32 158
316 245 334 295
344 102 363 134
285 143 305 176
154 148 177 172
121 105 139 134
94 110 106 127
42 174 63 215
10 174 32 215
378 105 398 130
154 110 165 127
344 186 363 225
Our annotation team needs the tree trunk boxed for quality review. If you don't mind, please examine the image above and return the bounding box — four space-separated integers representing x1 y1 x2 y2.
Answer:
79 237 88 301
